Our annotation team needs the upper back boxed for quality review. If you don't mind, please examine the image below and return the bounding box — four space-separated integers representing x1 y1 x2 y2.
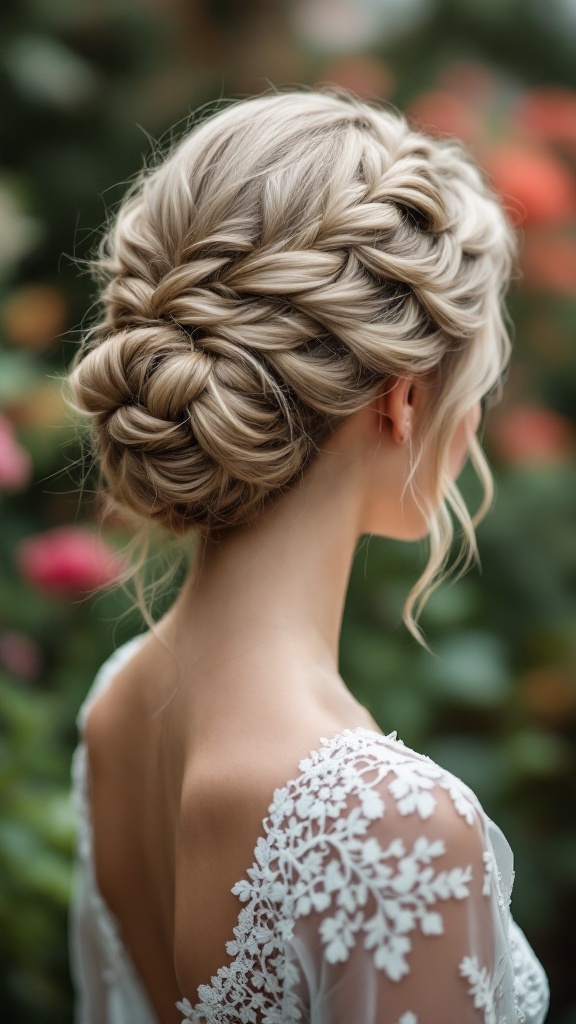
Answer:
80 631 379 1023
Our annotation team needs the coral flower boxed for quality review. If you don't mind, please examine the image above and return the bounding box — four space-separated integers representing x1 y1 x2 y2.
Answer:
482 143 576 227
489 404 575 464
16 526 125 596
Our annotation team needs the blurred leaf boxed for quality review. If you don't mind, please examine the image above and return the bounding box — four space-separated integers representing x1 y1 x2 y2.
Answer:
0 181 44 283
0 350 43 405
425 735 515 803
423 631 512 707
504 728 572 778
4 34 100 110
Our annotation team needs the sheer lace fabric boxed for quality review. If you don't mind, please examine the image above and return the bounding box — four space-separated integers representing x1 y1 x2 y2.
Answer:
69 636 550 1024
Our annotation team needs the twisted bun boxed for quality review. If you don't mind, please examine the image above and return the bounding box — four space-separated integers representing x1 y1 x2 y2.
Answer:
68 89 518 542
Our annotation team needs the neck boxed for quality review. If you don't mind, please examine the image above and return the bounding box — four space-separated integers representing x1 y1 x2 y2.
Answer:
166 434 371 711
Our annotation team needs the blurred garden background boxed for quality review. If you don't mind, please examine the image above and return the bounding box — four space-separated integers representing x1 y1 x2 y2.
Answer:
1 0 576 1020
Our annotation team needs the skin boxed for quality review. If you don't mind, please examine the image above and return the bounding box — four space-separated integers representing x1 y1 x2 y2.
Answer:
84 375 482 1020
163 375 482 736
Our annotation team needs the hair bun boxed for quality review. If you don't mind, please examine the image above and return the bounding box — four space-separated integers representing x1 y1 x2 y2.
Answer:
68 316 316 534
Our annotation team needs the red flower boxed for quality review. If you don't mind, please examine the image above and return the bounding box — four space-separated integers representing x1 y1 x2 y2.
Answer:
0 414 32 491
16 527 125 596
482 143 576 227
489 404 575 464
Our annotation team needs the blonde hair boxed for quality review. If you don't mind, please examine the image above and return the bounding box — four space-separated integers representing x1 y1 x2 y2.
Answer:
67 88 519 643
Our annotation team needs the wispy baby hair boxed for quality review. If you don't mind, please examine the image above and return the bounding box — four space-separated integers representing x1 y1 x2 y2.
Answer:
67 87 519 641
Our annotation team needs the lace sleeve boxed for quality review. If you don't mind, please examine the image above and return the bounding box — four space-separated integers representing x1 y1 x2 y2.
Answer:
279 737 549 1024
176 729 549 1024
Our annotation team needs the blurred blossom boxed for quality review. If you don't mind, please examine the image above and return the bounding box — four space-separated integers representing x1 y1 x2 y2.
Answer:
437 60 497 107
406 89 484 145
0 414 32 491
521 667 576 726
16 527 125 596
482 143 576 227
514 86 576 156
1 284 68 351
6 381 69 429
0 630 41 681
520 231 576 297
524 314 574 366
489 404 576 465
317 55 394 98
292 0 433 53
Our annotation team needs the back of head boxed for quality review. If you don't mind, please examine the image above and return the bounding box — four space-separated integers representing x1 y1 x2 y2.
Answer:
67 88 518 632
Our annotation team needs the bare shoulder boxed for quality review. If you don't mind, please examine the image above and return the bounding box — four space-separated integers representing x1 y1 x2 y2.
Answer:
82 636 161 759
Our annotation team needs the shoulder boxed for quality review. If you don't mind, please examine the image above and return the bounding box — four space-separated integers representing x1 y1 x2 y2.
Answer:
77 633 148 737
80 633 151 768
268 726 487 843
234 727 494 908
225 727 502 984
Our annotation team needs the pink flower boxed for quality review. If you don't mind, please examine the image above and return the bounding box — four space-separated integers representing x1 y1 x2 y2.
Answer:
16 526 125 596
489 405 575 464
0 414 32 491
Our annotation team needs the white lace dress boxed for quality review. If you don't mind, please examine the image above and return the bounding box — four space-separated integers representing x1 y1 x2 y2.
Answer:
69 634 550 1024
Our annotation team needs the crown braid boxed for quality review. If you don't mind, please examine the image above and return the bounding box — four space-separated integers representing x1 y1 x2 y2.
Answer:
68 89 517 602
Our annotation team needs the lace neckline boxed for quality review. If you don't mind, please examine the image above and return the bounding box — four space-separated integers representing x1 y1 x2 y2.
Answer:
73 713 405 1022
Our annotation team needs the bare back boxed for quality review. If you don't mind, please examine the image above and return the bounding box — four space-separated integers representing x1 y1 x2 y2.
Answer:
83 631 380 1023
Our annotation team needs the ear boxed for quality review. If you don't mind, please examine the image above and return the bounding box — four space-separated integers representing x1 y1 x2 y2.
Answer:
376 377 414 444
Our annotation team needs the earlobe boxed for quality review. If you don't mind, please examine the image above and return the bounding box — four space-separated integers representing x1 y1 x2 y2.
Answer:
379 377 414 445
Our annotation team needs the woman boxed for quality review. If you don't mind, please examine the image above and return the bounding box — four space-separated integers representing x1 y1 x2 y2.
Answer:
67 89 550 1023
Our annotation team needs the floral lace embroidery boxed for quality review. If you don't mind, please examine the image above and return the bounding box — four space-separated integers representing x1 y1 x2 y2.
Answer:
176 727 488 1024
508 920 550 1024
460 956 498 1024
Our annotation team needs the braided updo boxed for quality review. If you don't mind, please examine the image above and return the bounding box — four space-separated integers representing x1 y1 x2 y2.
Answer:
68 88 518 632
